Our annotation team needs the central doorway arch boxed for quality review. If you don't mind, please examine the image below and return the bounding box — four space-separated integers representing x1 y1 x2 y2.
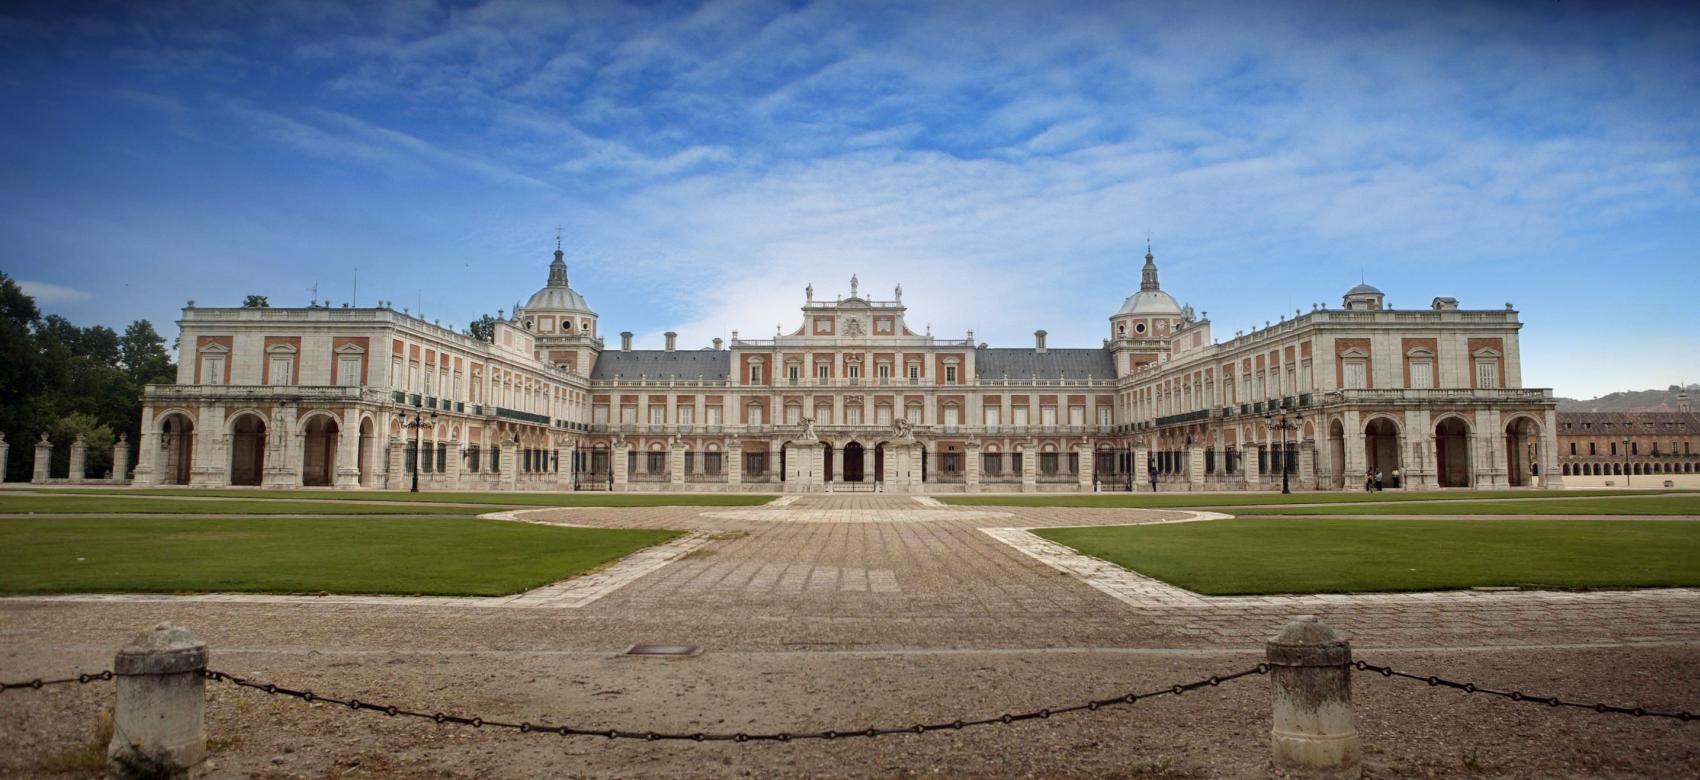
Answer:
1364 417 1401 487
843 441 866 482
1434 416 1471 487
229 414 267 486
301 415 340 487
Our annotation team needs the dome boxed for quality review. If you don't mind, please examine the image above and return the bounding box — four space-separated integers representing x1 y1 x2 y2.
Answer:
1346 282 1383 296
1116 289 1183 317
524 249 594 314
525 285 591 313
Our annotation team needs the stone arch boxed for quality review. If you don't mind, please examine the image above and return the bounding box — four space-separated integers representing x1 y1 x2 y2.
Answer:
1364 416 1401 487
157 410 196 485
1504 415 1542 487
300 414 340 487
228 412 268 486
1327 417 1347 489
358 416 375 487
843 440 867 482
1433 415 1472 488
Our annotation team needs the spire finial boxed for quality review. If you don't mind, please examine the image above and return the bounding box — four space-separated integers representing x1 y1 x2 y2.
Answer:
555 224 562 251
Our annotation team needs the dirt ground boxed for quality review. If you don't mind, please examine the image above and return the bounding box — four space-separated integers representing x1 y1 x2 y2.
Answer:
3 497 1697 778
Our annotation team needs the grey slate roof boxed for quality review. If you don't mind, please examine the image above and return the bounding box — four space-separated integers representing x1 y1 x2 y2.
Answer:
975 348 1115 380
590 350 730 380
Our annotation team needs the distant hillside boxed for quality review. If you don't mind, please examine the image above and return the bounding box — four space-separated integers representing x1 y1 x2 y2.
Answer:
1556 384 1698 413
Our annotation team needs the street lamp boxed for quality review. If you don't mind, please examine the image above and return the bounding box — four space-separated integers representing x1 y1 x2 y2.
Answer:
1264 409 1303 494
399 405 437 493
1624 436 1631 487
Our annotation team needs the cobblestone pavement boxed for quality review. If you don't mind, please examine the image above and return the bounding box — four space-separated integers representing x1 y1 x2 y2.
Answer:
4 495 1698 778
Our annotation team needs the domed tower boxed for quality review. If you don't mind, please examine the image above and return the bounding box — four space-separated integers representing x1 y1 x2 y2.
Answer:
521 244 601 374
1108 244 1190 376
1341 282 1385 311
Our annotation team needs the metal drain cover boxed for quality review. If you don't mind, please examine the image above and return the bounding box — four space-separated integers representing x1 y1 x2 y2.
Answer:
624 643 700 657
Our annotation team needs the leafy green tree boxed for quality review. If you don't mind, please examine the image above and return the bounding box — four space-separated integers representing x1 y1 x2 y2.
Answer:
469 314 497 342
242 295 270 308
119 321 174 385
0 272 45 481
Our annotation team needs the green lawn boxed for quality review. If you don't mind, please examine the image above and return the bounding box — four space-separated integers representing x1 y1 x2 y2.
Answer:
0 495 477 515
1035 519 1700 595
7 488 774 508
0 517 681 596
1230 495 1700 516
938 489 1686 509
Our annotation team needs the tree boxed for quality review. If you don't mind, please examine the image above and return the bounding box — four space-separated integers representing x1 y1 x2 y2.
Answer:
242 295 270 308
469 314 497 342
0 272 45 481
119 321 175 385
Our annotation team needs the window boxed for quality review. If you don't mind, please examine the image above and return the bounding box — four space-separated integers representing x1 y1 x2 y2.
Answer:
877 363 890 382
337 354 363 387
678 406 694 425
983 453 1002 475
749 363 763 383
1569 443 1577 455
815 405 832 424
945 365 958 384
269 355 293 386
706 406 722 426
1343 360 1367 389
620 405 637 424
1069 406 1085 426
200 354 225 385
984 407 1001 426
1409 360 1432 390
787 364 800 382
649 405 665 425
906 405 922 424
748 405 764 426
786 405 801 425
1589 442 1596 455
818 364 830 382
592 405 609 424
846 405 862 425
876 405 892 426
943 405 960 427
847 363 861 380
1012 407 1029 426
1097 407 1111 426
1040 406 1057 426
1475 360 1498 388
908 363 920 381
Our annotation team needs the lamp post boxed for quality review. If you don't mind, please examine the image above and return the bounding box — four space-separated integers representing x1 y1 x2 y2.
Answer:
1265 409 1303 494
399 406 437 493
1624 436 1631 486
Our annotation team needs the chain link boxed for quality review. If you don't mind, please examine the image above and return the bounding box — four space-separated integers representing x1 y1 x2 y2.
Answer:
1354 660 1695 722
203 665 1270 741
0 670 114 693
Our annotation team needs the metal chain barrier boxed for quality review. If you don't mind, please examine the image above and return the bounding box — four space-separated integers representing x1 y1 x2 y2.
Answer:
1354 660 1695 722
202 665 1270 741
0 671 114 693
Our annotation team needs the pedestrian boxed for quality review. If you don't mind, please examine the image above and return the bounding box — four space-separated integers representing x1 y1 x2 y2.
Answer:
1364 469 1374 492
1375 469 1384 491
1149 468 1159 492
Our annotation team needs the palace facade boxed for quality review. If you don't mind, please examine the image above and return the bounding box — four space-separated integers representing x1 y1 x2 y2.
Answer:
127 245 1562 493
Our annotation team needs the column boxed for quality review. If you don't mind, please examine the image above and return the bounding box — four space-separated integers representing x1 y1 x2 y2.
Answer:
68 434 87 483
1342 409 1365 488
612 441 630 491
131 407 158 486
670 442 686 488
1476 408 1504 488
1077 443 1094 492
443 436 462 489
726 441 742 487
264 405 300 489
31 434 50 483
1187 445 1205 489
964 443 981 492
189 404 226 487
1244 440 1263 489
1133 445 1149 491
333 408 362 488
831 444 844 485
1403 409 1432 491
1539 408 1564 488
1312 429 1331 490
385 439 405 490
499 441 518 491
112 434 131 484
1299 441 1317 490
1021 441 1037 492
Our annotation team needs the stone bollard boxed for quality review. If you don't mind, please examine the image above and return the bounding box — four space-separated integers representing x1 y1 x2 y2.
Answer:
32 433 51 483
1267 616 1360 778
109 623 208 778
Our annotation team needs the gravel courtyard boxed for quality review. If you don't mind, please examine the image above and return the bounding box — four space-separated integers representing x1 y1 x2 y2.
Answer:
3 495 1697 778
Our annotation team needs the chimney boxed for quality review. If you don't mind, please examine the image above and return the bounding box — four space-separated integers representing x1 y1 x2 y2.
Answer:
712 337 723 350
664 331 678 352
1680 390 1692 414
620 331 633 352
1034 329 1048 353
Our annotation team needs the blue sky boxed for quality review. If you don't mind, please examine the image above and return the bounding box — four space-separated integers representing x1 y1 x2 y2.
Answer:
2 0 1697 398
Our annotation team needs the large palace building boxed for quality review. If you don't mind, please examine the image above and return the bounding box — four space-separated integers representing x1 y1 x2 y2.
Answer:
129 245 1562 493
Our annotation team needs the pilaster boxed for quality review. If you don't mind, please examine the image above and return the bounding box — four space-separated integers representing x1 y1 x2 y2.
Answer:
112 434 131 484
1078 444 1095 492
333 408 361 488
1298 441 1316 490
1020 441 1037 492
726 441 742 487
1187 445 1204 488
264 405 300 489
1133 446 1149 491
964 443 981 492
188 404 227 488
31 435 50 483
612 441 630 490
131 407 158 485
559 443 577 490
670 443 686 487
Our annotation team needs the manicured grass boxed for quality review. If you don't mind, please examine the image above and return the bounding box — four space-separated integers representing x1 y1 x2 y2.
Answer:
1230 496 1700 516
0 495 476 515
9 487 775 508
937 489 1687 509
0 516 681 596
1035 519 1700 595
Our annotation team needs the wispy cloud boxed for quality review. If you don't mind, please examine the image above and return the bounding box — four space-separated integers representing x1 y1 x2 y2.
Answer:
18 279 93 304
